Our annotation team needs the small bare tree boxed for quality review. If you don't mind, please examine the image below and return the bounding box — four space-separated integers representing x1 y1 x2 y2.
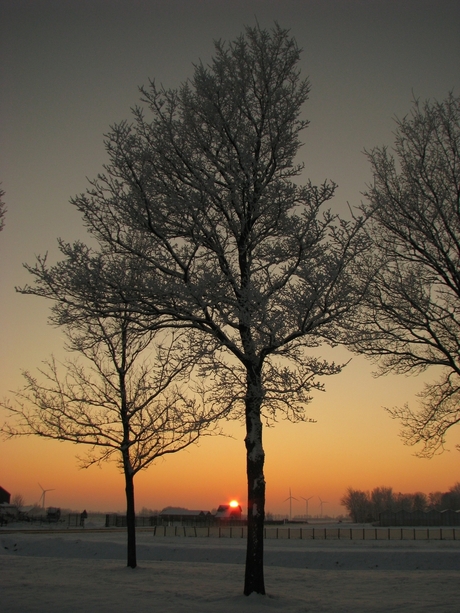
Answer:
70 24 369 594
2 246 222 568
11 493 25 509
350 93 460 457
0 185 6 232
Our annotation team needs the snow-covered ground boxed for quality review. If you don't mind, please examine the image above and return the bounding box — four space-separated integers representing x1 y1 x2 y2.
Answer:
1 529 459 612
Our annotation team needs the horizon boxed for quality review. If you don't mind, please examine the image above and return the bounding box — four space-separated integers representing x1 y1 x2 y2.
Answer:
1 0 460 519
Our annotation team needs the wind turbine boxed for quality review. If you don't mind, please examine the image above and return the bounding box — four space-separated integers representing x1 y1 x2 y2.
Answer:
284 488 298 521
318 497 328 518
301 495 314 519
38 483 55 510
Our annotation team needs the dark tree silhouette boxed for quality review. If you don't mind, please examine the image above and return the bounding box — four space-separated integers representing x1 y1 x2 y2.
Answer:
2 247 222 568
0 185 6 232
68 24 368 594
7 25 369 594
350 93 460 457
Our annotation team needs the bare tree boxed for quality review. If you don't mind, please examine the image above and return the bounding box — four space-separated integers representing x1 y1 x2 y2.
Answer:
371 486 394 518
412 492 428 512
350 93 460 457
341 486 429 521
52 25 368 595
11 493 25 509
443 482 460 509
340 488 371 523
428 484 460 511
0 185 6 232
2 246 222 568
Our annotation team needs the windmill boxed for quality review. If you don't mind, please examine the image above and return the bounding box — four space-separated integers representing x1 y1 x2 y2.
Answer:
318 496 328 518
301 495 314 519
284 488 298 521
38 483 55 510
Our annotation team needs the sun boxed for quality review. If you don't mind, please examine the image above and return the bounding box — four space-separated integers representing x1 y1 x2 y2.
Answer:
229 499 239 508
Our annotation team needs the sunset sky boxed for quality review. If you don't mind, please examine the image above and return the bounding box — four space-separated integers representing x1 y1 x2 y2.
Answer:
1 0 459 517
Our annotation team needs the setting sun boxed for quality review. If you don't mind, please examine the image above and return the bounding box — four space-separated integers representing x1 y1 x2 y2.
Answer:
229 500 239 508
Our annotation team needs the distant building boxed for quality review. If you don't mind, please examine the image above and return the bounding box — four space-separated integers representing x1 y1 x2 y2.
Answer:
214 504 242 519
0 486 11 504
160 506 210 517
46 507 61 522
0 487 16 525
158 507 213 523
155 503 244 524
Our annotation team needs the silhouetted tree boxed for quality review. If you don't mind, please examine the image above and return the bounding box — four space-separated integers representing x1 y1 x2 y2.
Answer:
2 247 223 568
11 493 25 509
70 24 369 594
350 93 460 457
342 484 458 519
0 185 6 232
340 488 372 522
441 482 460 510
412 492 428 512
394 492 416 513
428 491 444 511
370 486 394 518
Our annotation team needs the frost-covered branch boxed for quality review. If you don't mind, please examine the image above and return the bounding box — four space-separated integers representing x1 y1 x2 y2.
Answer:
0 185 6 232
350 93 460 456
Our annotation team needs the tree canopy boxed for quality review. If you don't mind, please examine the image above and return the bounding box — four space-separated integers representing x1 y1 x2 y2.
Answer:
11 24 370 595
0 185 6 232
350 93 460 457
3 247 223 568
70 23 369 595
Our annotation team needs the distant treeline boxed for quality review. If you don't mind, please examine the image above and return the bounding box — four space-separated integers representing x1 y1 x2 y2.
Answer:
341 483 460 523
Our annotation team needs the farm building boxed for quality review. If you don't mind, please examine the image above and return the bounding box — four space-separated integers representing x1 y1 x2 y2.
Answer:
0 486 11 504
158 507 213 524
214 503 242 519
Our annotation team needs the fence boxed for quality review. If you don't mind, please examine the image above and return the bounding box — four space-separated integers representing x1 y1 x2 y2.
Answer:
105 514 247 528
67 514 81 527
152 525 460 540
105 514 156 528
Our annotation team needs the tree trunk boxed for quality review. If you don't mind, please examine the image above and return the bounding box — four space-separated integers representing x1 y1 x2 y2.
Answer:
124 468 137 568
243 365 266 596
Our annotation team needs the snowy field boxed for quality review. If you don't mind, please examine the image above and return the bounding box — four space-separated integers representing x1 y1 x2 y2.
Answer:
1 529 459 612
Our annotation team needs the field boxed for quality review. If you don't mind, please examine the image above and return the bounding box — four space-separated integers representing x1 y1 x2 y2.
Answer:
1 527 459 612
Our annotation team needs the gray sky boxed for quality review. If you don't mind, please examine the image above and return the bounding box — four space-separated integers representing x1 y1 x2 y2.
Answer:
1 0 459 513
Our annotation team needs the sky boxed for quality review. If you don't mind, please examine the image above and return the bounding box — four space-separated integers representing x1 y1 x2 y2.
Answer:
1 0 459 517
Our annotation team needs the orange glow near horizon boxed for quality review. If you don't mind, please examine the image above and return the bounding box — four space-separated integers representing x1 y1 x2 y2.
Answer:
2 353 460 518
2 0 460 525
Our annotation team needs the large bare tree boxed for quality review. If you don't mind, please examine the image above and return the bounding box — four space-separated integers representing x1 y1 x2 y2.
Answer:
350 93 460 457
2 245 221 568
46 25 368 595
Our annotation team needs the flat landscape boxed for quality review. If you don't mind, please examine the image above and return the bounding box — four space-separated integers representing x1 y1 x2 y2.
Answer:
1 529 459 612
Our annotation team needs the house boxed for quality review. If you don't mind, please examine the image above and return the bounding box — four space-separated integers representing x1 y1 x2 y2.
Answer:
214 503 242 519
158 507 213 524
46 507 61 522
0 486 11 504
